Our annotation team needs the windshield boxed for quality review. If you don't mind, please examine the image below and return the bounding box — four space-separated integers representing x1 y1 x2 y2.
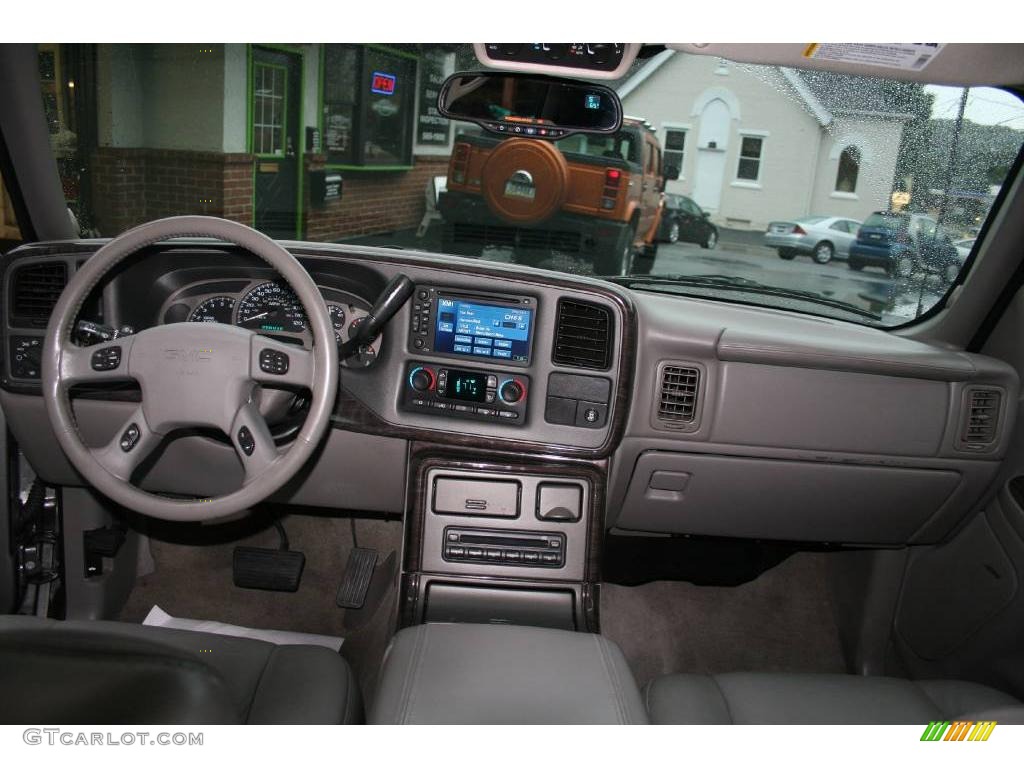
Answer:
15 43 1024 326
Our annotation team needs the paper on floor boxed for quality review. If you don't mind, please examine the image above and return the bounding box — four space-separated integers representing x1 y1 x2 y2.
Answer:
142 605 343 652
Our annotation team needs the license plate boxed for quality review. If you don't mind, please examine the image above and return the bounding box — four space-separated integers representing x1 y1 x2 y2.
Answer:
503 181 535 200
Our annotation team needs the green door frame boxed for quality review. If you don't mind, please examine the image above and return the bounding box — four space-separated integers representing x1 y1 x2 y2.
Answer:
248 44 305 240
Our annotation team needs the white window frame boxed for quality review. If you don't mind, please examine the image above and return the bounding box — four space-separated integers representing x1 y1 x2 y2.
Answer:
732 129 769 188
661 122 690 180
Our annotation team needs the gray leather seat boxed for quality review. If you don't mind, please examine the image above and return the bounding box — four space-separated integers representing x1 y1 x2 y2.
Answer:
371 623 648 724
0 615 362 724
646 672 1024 725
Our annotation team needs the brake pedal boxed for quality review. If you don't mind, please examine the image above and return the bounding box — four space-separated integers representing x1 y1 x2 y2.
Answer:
336 547 378 609
233 521 304 592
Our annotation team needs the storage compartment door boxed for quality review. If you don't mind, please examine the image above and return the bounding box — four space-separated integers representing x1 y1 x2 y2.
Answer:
617 451 961 544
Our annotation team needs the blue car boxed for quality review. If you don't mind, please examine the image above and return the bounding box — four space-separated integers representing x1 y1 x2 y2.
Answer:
849 211 961 280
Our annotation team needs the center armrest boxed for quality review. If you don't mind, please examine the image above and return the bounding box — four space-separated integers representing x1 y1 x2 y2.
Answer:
369 623 648 724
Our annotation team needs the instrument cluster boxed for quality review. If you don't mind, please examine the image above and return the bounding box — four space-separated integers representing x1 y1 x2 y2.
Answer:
160 279 381 367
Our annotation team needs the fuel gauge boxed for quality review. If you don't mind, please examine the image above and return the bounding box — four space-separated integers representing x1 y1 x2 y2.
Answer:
328 304 347 346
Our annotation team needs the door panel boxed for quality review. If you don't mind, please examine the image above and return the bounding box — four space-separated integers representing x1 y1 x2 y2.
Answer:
252 48 301 239
889 285 1024 698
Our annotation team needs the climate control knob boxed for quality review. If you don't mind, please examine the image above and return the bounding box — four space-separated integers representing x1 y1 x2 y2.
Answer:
409 367 435 392
499 379 525 404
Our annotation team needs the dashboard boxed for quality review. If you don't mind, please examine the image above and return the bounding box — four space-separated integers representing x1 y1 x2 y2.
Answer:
0 238 1018 547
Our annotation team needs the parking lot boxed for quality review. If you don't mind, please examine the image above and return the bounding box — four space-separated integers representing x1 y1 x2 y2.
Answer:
361 227 951 325
645 235 950 324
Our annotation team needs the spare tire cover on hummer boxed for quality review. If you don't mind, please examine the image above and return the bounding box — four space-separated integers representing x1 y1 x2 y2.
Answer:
480 138 570 225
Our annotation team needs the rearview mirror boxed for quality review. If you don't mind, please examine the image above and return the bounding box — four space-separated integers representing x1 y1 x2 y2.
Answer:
437 71 622 140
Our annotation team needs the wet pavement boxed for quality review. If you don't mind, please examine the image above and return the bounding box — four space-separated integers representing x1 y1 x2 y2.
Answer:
644 240 949 325
350 227 952 325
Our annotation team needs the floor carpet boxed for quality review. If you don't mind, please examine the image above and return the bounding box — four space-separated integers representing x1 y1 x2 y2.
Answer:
600 552 847 688
119 513 403 705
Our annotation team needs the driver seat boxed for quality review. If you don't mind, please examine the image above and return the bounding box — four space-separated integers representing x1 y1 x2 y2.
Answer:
0 615 362 724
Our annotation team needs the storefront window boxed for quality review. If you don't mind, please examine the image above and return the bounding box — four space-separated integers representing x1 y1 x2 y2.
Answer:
322 45 416 168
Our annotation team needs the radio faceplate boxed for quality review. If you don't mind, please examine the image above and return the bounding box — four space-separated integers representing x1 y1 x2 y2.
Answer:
409 285 536 368
402 361 529 425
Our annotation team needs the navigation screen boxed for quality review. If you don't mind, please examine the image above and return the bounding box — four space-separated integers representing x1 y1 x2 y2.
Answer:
434 297 532 363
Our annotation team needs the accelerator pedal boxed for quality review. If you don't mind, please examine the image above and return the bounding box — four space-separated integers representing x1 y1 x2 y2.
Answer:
233 521 304 592
336 547 378 609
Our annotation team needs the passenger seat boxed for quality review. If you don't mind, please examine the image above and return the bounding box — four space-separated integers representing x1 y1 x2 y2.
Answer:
645 672 1024 724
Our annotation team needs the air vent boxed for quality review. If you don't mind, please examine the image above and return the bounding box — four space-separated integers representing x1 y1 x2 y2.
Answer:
658 364 701 426
11 262 67 326
552 299 613 370
961 388 1001 448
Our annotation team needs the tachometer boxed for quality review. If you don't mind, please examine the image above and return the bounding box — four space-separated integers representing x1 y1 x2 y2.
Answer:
188 296 236 324
236 281 307 333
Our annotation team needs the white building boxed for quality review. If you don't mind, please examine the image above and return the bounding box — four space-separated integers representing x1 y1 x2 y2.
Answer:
619 52 912 230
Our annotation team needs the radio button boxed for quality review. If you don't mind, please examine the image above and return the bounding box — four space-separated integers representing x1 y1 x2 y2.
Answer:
503 550 522 562
541 553 560 565
523 552 540 563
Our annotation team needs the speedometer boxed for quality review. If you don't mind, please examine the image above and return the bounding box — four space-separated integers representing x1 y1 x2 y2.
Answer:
236 281 307 333
188 296 236 324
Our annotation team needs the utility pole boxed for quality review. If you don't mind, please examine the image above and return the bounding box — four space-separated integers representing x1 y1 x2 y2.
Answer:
936 87 970 230
916 87 969 319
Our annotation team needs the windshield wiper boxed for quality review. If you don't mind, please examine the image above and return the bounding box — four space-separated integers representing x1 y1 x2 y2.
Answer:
608 273 882 322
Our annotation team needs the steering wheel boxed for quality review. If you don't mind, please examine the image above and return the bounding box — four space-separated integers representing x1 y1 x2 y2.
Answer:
41 216 339 522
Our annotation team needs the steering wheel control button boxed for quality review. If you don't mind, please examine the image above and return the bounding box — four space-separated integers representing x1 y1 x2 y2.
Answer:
90 346 122 372
237 426 256 456
119 423 141 452
259 348 290 376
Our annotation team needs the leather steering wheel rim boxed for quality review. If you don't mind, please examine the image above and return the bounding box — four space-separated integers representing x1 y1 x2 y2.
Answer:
41 215 339 522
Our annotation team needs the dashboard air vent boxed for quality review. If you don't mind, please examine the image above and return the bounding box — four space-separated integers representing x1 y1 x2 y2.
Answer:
658 365 701 425
552 299 613 370
961 388 1001 448
11 262 68 326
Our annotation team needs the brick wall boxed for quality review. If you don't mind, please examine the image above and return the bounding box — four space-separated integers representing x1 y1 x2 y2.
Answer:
304 154 449 242
89 147 448 242
90 148 253 235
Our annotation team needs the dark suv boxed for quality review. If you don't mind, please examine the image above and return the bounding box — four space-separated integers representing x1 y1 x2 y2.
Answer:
849 211 962 280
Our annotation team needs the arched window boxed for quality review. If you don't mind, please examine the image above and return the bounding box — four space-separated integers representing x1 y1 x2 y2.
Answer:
835 145 861 193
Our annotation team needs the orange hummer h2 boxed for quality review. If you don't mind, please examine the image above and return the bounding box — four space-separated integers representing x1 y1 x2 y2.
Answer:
438 117 670 276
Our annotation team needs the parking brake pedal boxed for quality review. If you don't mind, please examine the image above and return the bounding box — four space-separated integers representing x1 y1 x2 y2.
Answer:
336 548 378 609
233 521 304 592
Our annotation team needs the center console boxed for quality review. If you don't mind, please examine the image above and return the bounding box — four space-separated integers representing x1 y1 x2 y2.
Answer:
402 454 603 632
